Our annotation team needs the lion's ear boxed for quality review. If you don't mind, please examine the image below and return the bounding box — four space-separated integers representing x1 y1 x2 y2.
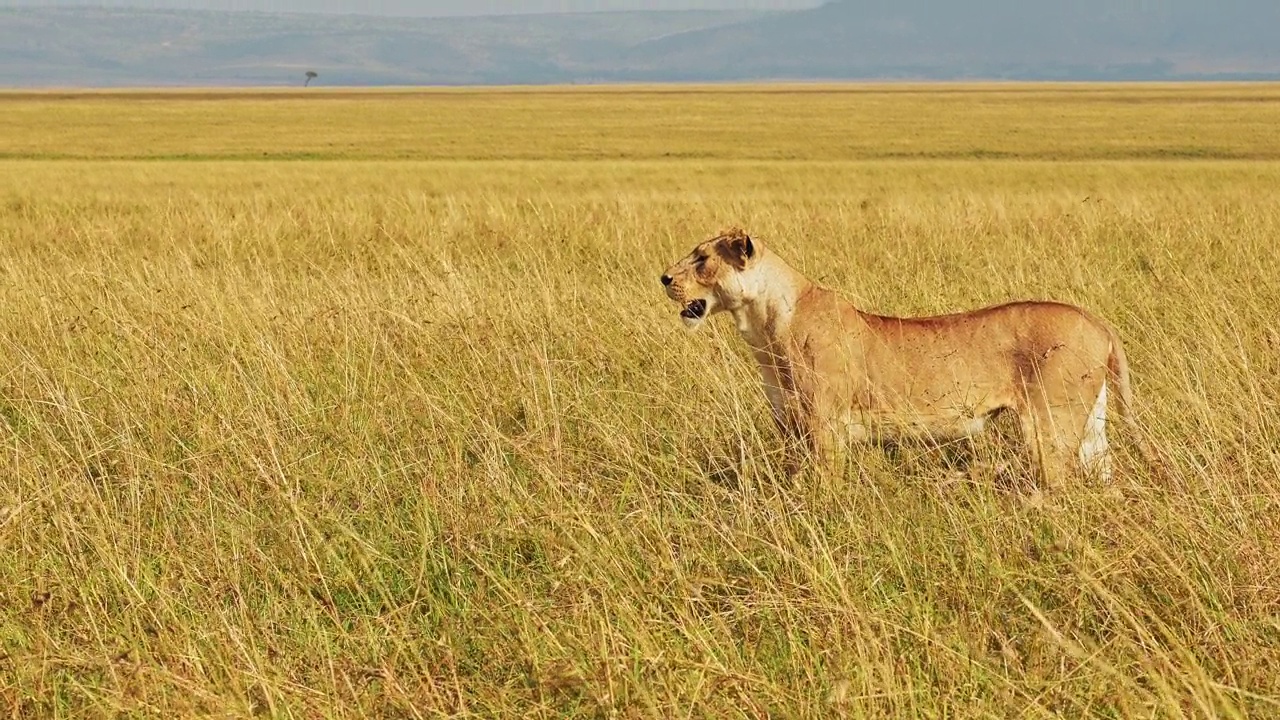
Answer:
723 232 755 269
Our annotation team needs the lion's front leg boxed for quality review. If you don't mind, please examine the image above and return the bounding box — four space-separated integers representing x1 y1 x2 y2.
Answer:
781 401 850 479
809 411 854 478
776 423 820 480
776 361 851 479
751 362 801 478
776 407 811 480
782 438 807 479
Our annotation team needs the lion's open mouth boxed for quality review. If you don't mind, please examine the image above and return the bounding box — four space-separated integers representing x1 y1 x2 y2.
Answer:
680 299 707 320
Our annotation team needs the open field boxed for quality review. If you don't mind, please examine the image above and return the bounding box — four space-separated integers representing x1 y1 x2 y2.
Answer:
6 83 1280 161
3 85 1280 717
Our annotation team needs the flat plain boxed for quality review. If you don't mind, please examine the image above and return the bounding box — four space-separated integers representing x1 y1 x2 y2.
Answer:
2 84 1280 718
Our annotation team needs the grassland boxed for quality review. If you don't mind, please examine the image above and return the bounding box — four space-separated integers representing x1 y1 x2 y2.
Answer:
2 85 1280 718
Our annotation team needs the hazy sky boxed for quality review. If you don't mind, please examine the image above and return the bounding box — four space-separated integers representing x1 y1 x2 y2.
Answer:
5 0 822 13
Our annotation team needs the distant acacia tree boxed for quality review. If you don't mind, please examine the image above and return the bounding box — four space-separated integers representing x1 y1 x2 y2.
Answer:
304 71 318 87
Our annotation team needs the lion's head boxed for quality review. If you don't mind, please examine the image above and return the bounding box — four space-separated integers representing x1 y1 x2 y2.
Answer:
660 228 757 330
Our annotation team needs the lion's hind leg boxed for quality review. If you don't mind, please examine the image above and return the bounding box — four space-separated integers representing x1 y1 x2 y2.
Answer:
1018 397 1091 490
1077 381 1114 482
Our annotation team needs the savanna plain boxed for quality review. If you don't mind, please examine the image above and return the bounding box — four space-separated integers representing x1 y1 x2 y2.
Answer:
2 85 1280 718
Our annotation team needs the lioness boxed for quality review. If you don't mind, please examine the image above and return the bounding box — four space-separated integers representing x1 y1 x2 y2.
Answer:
661 228 1156 485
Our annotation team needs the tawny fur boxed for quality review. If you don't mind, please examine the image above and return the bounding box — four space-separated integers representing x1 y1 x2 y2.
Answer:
662 229 1158 485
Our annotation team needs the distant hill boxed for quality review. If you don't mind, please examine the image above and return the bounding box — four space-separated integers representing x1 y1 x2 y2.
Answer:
3 0 822 14
623 0 1280 80
0 7 772 86
2 2 1279 87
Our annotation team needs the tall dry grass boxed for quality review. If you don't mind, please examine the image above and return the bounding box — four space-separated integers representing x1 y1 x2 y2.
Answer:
2 86 1280 717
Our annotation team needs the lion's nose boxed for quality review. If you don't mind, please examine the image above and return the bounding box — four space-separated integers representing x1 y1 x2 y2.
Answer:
661 274 673 286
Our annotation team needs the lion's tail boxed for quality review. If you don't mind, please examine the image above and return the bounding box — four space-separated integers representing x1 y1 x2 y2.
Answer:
1104 323 1171 481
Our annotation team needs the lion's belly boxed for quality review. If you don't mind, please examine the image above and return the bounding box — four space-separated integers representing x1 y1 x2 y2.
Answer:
841 406 994 444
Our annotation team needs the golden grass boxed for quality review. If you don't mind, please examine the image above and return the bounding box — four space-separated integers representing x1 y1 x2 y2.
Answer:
5 83 1280 161
2 85 1280 717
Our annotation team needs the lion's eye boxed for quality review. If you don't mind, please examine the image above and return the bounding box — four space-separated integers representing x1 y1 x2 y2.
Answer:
694 255 708 267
